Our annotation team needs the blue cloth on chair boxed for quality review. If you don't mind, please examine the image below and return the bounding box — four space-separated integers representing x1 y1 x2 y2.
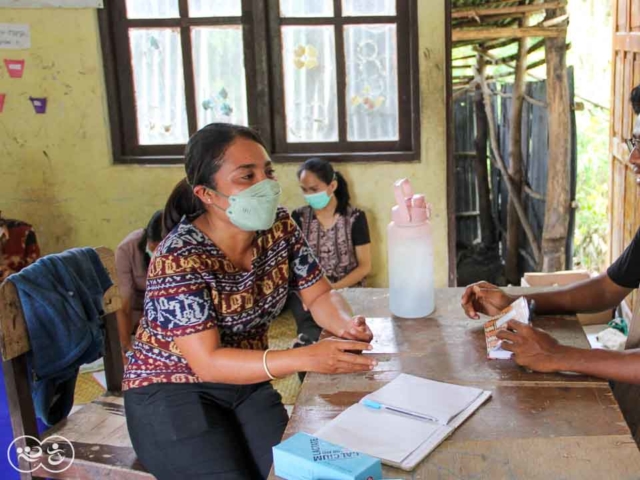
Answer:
8 247 112 426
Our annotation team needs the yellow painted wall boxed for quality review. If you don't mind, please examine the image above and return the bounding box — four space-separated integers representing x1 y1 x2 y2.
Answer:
0 3 448 288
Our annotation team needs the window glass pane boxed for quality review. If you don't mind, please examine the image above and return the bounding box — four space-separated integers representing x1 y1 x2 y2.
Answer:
281 26 338 143
129 29 189 145
279 0 333 18
192 27 248 128
342 0 395 16
345 24 398 141
188 0 241 17
126 0 179 19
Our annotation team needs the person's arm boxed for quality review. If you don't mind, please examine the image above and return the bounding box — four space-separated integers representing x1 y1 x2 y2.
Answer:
497 320 640 384
555 348 640 383
116 297 133 352
525 273 630 314
298 278 373 341
115 243 135 352
463 227 640 319
286 211 373 341
175 328 375 384
461 275 631 319
332 244 371 290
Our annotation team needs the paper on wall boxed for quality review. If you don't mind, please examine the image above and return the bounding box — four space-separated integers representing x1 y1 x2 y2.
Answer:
0 24 30 50
0 0 102 7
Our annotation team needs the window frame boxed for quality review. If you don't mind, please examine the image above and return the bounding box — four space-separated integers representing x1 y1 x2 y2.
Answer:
99 0 420 165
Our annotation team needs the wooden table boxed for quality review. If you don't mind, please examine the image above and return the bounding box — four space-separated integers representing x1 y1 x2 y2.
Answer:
271 288 640 479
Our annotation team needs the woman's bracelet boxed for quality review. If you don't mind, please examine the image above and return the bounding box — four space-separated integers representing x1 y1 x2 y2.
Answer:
263 348 278 380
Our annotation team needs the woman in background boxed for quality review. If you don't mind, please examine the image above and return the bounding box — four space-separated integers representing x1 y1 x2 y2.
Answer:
291 158 372 347
115 210 163 355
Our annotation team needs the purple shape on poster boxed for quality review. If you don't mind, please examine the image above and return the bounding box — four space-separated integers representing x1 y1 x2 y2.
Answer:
29 96 47 114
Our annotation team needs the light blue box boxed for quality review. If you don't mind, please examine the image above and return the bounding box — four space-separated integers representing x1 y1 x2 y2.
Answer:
273 432 382 480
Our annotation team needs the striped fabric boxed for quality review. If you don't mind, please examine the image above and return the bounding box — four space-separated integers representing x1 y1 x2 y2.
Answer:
123 207 323 390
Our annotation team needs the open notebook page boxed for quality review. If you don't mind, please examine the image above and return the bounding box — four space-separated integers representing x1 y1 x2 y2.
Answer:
314 404 448 464
363 374 484 425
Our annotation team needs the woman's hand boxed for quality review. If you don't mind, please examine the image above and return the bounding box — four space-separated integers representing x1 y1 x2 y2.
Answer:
461 281 514 319
303 338 376 374
338 315 373 342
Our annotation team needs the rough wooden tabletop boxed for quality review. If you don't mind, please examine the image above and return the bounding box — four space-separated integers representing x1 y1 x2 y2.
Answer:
270 288 640 480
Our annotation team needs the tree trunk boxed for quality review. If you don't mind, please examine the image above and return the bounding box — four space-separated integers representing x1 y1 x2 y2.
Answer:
476 57 541 265
506 23 528 283
542 8 571 272
473 56 494 247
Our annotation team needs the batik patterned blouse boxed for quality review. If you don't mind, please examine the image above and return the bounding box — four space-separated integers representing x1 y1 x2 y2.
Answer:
123 207 323 390
291 206 370 286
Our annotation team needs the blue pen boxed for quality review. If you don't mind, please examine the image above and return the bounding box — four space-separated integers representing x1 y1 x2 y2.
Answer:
362 398 439 424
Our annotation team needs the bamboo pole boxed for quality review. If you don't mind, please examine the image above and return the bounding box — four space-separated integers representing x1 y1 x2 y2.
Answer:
541 6 571 272
452 1 567 19
473 54 495 246
478 38 547 65
453 26 566 42
506 18 529 283
454 0 521 10
453 36 518 51
475 57 542 265
453 14 524 29
452 57 547 86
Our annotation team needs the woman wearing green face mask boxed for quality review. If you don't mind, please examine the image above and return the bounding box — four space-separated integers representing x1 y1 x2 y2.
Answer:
122 123 375 480
290 158 372 348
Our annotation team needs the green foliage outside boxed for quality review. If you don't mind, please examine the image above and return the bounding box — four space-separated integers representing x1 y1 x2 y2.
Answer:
567 0 612 272
572 106 610 272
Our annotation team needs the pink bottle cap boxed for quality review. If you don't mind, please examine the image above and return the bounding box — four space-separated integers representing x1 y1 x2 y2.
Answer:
391 178 413 224
391 179 430 224
411 195 428 223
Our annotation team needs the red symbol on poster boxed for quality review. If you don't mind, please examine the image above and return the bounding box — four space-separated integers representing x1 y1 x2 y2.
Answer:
4 59 25 79
0 94 5 113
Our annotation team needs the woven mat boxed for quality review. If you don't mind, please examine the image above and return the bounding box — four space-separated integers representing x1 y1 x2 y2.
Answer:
73 372 106 405
267 310 302 405
72 311 302 406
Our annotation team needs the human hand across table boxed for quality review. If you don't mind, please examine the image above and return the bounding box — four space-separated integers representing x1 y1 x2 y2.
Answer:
461 281 515 319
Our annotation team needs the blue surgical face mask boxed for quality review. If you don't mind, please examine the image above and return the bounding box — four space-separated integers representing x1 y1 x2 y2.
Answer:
210 179 282 231
304 190 332 210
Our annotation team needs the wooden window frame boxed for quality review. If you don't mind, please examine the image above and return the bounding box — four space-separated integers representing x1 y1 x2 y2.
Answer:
99 0 420 165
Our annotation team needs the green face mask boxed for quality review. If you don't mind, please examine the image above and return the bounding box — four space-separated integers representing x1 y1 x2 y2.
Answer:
210 179 282 231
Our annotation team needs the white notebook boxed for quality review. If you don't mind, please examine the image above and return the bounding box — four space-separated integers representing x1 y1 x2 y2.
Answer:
314 374 492 471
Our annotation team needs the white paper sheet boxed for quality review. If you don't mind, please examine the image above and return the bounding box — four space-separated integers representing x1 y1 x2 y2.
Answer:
315 404 446 464
0 0 102 7
0 23 30 49
364 373 484 425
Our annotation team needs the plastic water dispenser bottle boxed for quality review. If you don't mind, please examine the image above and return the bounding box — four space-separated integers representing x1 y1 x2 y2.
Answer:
387 178 435 318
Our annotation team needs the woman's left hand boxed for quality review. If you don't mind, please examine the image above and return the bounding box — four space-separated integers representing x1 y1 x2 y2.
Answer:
339 315 373 342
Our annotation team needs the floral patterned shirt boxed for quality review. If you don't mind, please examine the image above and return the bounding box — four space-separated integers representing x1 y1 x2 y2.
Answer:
0 219 40 281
